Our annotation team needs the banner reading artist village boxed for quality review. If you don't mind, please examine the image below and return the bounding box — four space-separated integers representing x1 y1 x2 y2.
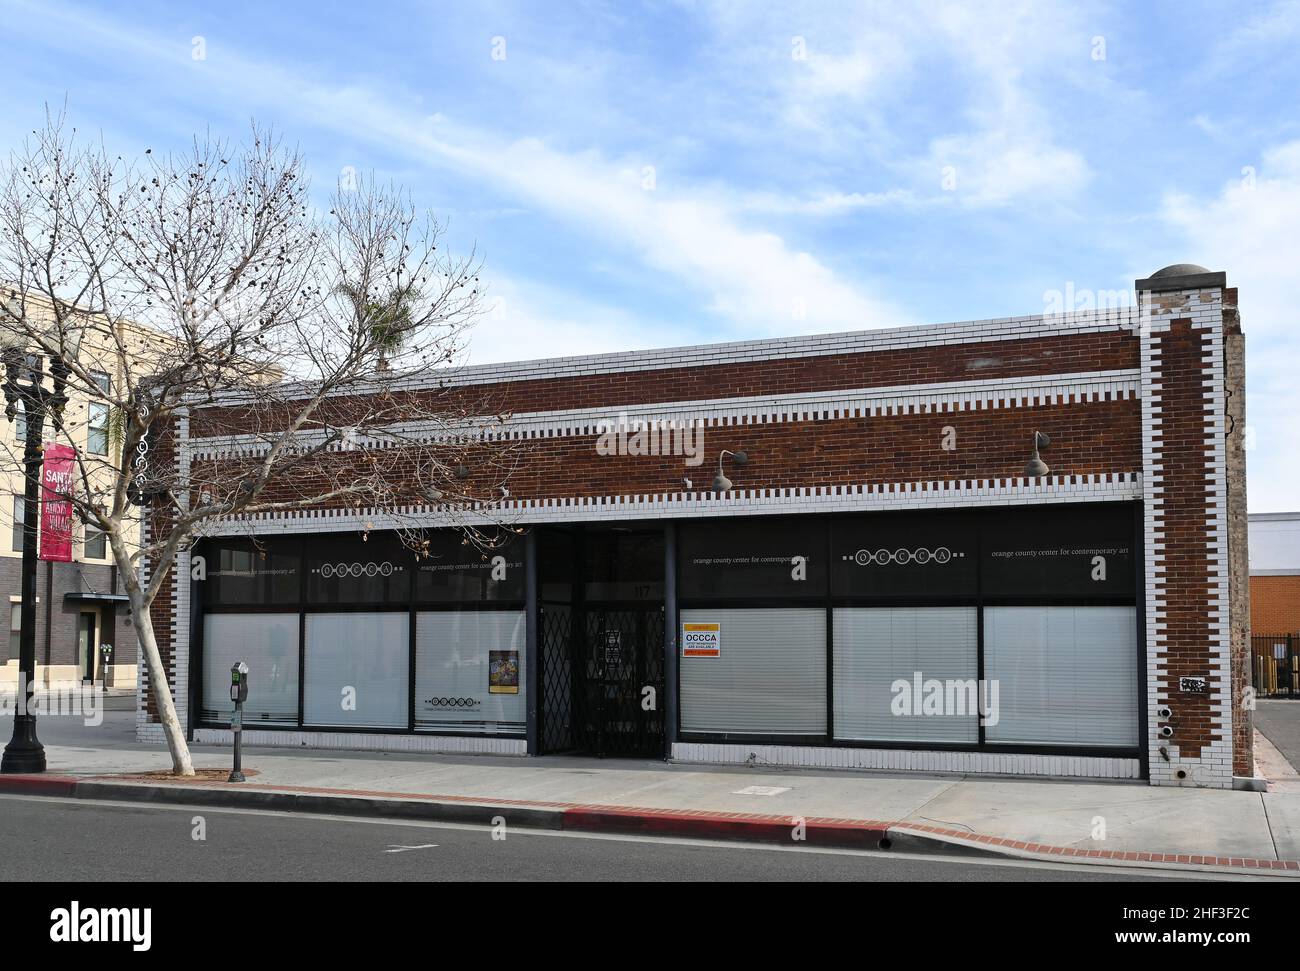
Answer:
38 442 74 563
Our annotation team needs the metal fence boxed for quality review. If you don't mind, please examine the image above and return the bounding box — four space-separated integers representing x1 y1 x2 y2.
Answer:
1252 633 1299 698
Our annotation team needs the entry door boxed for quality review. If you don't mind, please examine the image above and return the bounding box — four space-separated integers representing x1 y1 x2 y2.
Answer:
577 607 665 758
77 610 98 682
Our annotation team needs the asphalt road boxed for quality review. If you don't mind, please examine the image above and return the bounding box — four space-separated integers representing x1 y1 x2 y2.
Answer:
1255 699 1300 772
0 793 1214 882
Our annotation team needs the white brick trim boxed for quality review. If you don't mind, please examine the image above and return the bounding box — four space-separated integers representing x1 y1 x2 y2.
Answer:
672 742 1141 780
191 728 526 756
190 369 1141 459
205 309 1140 406
193 473 1142 536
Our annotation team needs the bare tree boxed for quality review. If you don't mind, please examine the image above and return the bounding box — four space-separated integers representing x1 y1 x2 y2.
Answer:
0 111 519 775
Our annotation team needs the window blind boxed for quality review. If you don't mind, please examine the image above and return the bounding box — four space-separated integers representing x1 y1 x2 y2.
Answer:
201 613 299 725
414 610 526 735
303 612 409 729
983 606 1138 747
833 607 979 743
680 607 825 736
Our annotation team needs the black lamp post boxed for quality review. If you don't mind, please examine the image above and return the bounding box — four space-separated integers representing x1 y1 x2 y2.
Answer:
1 301 77 774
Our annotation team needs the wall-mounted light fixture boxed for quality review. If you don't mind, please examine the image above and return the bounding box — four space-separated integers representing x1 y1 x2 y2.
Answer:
712 449 748 493
1023 431 1050 477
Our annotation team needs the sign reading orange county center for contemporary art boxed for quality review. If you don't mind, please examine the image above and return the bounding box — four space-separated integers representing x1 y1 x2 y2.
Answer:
682 622 720 657
39 442 75 562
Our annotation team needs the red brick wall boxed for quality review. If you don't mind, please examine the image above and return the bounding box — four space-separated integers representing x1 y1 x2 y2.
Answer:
1250 575 1300 634
1151 319 1220 760
195 398 1141 506
191 329 1139 436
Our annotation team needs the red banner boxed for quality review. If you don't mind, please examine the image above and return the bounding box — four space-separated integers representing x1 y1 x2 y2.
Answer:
39 442 75 562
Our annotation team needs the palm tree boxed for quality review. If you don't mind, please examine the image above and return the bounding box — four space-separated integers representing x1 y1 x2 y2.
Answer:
337 282 420 371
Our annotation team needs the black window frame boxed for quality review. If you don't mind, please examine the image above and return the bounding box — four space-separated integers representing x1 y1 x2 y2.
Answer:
673 503 1144 762
11 496 24 552
194 531 528 739
83 523 107 560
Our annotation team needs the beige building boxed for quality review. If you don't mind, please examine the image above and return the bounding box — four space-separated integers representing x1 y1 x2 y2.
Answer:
0 291 165 689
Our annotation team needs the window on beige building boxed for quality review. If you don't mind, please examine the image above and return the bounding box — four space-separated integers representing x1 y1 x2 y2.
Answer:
11 496 24 552
84 524 106 560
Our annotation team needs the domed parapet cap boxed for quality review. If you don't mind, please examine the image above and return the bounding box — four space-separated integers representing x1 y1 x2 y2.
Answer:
1136 263 1226 292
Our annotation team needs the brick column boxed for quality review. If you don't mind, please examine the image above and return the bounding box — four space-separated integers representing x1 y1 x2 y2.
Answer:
1136 267 1238 788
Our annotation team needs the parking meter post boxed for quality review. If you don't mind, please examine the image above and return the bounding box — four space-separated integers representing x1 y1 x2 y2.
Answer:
228 661 249 783
99 643 113 693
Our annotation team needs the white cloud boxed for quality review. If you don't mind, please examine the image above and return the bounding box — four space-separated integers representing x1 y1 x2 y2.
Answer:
924 132 1089 207
698 0 1095 208
8 1 906 342
1163 141 1300 512
328 112 909 335
465 274 691 365
739 188 919 216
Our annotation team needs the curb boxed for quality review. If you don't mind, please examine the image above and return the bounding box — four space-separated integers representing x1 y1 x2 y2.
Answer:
2 775 1297 875
0 775 993 858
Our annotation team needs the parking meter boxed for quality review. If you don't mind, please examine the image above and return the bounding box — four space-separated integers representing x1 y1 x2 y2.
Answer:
98 642 113 692
228 661 249 783
230 661 249 703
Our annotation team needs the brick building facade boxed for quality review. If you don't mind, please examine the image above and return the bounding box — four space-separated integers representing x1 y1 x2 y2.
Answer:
1249 512 1300 634
0 555 136 687
136 264 1253 789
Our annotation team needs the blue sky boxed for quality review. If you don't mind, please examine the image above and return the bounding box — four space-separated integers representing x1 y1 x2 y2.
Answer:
2 0 1298 510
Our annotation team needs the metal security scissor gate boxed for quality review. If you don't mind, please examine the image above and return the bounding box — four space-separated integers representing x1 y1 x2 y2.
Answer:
539 604 665 757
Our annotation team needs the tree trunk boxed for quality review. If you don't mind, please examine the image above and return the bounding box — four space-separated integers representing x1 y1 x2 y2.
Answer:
131 591 194 776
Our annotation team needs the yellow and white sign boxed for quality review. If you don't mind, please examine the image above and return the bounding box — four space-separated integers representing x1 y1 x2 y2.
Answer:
682 622 721 658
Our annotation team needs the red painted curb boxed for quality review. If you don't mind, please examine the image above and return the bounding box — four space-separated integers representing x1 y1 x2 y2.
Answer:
14 774 1300 874
0 774 80 796
561 806 889 849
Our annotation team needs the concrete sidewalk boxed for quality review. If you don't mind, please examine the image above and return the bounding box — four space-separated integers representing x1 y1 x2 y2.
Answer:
2 712 1298 876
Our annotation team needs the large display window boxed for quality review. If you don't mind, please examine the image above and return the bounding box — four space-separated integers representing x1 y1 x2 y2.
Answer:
303 612 409 729
678 520 826 599
679 607 826 736
675 504 1140 753
200 613 300 725
831 515 978 599
414 610 526 734
833 607 979 743
414 533 524 603
983 606 1138 747
205 539 300 605
981 505 1135 598
305 535 413 604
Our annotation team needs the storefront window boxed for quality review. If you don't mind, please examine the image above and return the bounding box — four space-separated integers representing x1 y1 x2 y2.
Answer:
679 520 826 599
205 538 300 605
981 504 1135 598
584 528 662 601
305 535 412 604
201 613 299 725
414 611 526 734
831 514 978 599
983 606 1138 747
413 532 524 603
539 529 576 603
679 607 825 736
303 612 409 728
833 607 979 743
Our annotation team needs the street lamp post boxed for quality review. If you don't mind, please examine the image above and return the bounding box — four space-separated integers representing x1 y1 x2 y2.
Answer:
1 303 77 774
